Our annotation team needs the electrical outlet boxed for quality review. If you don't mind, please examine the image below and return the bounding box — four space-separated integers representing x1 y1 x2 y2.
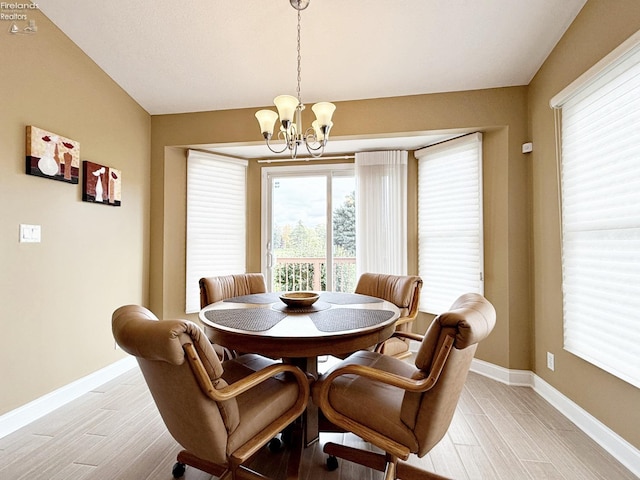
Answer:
547 352 555 371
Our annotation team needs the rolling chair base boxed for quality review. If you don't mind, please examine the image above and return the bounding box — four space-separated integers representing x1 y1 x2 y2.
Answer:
323 441 452 480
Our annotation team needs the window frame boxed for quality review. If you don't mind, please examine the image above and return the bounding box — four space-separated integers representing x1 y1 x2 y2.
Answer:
260 163 355 292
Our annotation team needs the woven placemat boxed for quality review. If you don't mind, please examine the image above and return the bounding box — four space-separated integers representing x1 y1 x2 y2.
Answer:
319 292 383 305
224 293 281 304
272 301 331 313
203 309 286 331
310 309 395 332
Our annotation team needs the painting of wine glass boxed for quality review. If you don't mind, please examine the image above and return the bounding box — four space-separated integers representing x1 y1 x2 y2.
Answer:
82 161 122 206
26 126 80 184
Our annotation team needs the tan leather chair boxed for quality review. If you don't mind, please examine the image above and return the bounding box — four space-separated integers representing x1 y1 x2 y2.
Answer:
112 305 309 480
199 273 268 360
199 273 267 308
354 273 423 359
313 293 496 480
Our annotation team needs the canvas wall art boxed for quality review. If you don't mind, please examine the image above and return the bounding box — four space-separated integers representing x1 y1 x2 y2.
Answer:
82 161 122 206
26 126 80 184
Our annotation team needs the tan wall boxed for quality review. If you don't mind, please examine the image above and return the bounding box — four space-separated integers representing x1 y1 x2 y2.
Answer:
150 87 531 375
4 0 637 455
0 11 150 415
529 0 640 448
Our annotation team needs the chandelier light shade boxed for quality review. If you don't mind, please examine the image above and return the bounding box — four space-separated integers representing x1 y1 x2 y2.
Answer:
255 0 336 158
255 110 279 136
274 95 299 125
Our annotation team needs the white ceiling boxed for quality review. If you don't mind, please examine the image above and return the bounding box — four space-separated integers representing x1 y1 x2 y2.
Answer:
36 0 586 157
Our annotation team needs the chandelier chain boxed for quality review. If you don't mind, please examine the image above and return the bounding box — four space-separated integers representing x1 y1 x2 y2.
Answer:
296 6 302 104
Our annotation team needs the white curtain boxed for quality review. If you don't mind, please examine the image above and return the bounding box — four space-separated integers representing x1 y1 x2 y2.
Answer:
355 150 408 276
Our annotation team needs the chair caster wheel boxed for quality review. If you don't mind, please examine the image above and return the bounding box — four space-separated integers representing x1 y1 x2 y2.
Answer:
268 436 283 452
172 461 186 478
326 454 339 471
281 427 293 445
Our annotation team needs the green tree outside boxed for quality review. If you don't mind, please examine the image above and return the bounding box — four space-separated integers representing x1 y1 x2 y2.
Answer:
273 191 356 291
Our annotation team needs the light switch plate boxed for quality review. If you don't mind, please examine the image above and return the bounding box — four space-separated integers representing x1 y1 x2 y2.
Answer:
19 224 41 243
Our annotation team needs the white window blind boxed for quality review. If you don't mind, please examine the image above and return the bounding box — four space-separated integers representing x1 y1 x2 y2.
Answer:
551 30 640 388
416 133 484 315
185 150 247 314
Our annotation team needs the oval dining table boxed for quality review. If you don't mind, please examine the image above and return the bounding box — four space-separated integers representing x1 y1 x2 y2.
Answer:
199 291 401 448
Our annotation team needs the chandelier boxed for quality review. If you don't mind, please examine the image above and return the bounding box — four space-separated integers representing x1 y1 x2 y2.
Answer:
255 0 336 159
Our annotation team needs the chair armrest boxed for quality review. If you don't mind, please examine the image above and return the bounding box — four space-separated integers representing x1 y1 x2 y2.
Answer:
321 334 453 395
183 343 310 402
185 343 310 469
373 330 423 355
394 315 414 327
389 331 424 342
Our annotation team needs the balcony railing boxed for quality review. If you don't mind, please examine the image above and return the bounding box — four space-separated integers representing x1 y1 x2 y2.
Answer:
273 257 356 292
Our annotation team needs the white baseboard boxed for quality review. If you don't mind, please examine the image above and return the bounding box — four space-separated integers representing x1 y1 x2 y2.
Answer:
0 356 137 439
471 358 640 478
470 358 533 386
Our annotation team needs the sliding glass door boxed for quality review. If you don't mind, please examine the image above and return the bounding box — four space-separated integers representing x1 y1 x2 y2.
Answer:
262 164 355 293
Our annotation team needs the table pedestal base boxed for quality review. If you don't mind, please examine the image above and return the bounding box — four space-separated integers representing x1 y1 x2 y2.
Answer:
288 357 319 447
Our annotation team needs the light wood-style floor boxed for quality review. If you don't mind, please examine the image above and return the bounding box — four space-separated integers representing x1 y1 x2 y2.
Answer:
0 366 636 480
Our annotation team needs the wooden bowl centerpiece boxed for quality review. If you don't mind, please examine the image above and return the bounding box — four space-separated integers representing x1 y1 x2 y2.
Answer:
279 291 320 308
